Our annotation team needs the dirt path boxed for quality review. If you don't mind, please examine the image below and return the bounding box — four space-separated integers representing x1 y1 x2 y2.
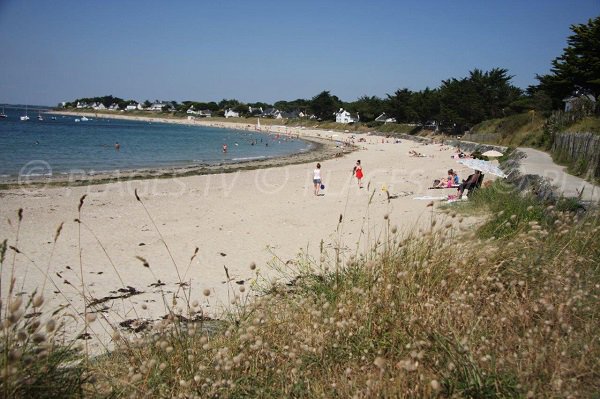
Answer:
518 147 599 202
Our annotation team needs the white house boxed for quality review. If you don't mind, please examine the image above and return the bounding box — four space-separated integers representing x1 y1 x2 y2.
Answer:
335 108 358 124
224 108 240 118
197 109 212 117
76 102 88 109
248 106 263 115
261 108 283 119
92 102 106 110
108 103 120 111
125 103 139 111
563 91 596 112
187 106 197 114
375 112 397 123
148 102 165 111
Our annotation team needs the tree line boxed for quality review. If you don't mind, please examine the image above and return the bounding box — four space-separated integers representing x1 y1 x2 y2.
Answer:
62 16 599 134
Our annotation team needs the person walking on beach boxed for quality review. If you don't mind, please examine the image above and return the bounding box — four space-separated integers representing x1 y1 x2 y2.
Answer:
353 160 363 188
313 163 322 196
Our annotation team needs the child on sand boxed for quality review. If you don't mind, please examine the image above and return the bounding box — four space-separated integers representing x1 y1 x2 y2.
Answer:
353 160 364 188
313 163 322 196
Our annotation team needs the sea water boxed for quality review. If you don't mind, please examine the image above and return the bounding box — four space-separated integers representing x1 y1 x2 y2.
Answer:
0 106 311 179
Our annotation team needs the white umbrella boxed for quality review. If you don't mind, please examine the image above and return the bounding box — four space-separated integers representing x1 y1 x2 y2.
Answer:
457 158 508 178
482 150 503 158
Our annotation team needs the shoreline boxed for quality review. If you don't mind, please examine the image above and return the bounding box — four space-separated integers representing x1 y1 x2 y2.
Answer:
1 111 353 189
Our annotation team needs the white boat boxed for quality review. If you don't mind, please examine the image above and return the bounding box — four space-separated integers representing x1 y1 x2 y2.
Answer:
0 106 7 118
37 111 43 121
81 116 89 121
74 118 80 122
20 105 29 121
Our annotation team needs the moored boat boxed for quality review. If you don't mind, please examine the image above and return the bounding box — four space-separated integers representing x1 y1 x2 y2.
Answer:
20 105 29 121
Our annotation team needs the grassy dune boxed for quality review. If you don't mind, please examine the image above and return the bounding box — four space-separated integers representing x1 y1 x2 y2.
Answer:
469 113 547 147
1 182 598 398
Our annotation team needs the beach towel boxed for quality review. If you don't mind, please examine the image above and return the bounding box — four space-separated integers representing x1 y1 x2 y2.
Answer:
413 196 448 200
447 197 468 203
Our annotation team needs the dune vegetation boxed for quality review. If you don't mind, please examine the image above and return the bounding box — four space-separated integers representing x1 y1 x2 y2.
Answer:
1 179 598 398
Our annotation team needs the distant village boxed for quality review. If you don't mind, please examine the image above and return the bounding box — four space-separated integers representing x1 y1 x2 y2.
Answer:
60 98 401 126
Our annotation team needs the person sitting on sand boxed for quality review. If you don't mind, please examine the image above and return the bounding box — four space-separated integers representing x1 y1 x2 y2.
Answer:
434 170 454 188
452 170 460 185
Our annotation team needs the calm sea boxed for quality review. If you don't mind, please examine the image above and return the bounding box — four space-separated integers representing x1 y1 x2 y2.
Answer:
0 106 311 180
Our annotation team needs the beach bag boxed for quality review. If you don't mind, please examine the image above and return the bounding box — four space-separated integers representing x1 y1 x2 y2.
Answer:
320 184 325 190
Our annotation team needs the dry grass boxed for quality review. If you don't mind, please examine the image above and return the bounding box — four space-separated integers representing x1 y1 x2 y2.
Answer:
1 184 599 398
93 190 599 397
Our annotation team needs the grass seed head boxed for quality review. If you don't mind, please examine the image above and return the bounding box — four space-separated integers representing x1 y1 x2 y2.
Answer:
32 294 44 308
86 313 97 323
46 319 56 333
9 297 23 313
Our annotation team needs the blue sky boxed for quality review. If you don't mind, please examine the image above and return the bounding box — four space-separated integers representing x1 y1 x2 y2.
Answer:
0 0 598 106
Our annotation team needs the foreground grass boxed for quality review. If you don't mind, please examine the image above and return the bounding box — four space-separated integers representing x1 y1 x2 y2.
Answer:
2 183 598 398
86 184 598 398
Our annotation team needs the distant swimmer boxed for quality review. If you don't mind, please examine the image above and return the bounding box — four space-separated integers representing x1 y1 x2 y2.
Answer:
222 143 228 153
115 142 120 151
34 140 39 145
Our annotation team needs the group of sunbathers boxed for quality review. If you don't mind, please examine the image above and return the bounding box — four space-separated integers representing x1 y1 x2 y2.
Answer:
432 169 460 188
430 168 483 199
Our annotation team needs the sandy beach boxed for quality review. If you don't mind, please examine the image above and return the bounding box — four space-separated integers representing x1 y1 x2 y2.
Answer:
0 116 482 352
